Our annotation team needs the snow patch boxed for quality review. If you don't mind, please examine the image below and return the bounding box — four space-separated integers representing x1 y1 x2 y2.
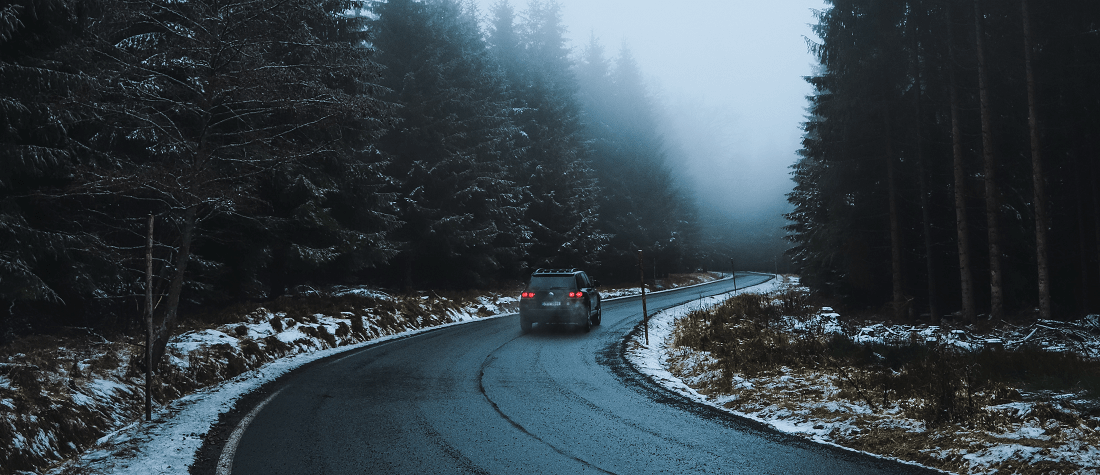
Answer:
626 276 1100 474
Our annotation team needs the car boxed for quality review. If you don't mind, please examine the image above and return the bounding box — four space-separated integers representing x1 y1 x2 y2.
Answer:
519 268 602 333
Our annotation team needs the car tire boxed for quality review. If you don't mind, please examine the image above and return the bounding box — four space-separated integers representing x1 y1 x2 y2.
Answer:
520 316 533 334
593 305 602 326
580 306 592 332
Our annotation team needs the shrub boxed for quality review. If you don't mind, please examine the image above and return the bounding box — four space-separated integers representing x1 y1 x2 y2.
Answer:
670 289 1100 428
239 339 267 363
270 317 284 334
226 353 248 378
316 326 337 347
350 315 365 335
776 285 815 318
263 335 290 356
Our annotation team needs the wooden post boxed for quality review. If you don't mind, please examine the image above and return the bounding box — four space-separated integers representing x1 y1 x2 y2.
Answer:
638 250 648 345
144 213 154 421
730 258 737 291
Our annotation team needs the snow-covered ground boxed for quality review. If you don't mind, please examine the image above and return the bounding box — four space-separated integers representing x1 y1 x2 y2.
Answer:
625 277 1100 474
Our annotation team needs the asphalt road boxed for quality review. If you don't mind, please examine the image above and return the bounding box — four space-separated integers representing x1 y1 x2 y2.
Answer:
204 274 934 474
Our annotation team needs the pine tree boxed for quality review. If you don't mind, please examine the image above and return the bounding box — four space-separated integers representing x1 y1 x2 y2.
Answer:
576 39 698 280
64 0 394 364
489 0 606 271
789 0 1100 319
0 0 108 337
370 0 525 288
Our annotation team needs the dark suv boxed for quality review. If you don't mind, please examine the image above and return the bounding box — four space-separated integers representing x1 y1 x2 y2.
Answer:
519 268 602 333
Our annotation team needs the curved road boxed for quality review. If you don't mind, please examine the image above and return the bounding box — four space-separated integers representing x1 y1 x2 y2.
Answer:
201 274 932 474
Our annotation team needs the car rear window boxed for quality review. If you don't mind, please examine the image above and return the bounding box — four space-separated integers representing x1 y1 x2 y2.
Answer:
528 276 576 290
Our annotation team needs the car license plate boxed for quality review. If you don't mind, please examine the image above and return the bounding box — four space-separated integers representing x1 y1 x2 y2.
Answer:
542 302 561 306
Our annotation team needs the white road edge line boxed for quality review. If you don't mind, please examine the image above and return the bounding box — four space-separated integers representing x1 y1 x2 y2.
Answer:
215 386 286 475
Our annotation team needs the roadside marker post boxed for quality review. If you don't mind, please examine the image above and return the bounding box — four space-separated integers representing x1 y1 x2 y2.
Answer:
730 258 737 291
638 249 648 346
144 214 154 422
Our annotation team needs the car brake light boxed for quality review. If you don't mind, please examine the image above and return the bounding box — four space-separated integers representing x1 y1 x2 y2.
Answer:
521 292 534 298
569 291 584 298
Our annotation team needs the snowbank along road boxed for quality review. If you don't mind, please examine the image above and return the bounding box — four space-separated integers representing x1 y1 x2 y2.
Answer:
193 274 936 474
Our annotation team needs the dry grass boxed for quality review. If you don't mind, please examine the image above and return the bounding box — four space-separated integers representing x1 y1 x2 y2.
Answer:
0 334 141 474
665 287 1100 474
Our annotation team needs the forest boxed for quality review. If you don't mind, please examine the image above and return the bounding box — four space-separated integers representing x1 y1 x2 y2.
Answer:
787 0 1100 322
0 0 702 344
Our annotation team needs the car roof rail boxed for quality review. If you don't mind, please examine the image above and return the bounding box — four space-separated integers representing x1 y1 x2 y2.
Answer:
533 268 578 275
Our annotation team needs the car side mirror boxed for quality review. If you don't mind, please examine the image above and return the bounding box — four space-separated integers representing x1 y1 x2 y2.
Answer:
592 280 601 288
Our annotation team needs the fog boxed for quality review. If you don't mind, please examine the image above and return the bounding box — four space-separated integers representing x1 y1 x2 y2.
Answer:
472 0 827 268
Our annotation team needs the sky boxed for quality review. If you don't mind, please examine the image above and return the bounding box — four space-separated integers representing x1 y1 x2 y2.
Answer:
471 0 828 231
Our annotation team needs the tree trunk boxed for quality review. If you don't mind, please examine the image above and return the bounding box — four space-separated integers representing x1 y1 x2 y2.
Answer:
949 5 976 324
911 9 939 323
144 213 154 422
151 206 198 369
885 114 905 320
975 0 1004 321
1075 153 1089 316
1021 0 1051 320
1094 159 1100 307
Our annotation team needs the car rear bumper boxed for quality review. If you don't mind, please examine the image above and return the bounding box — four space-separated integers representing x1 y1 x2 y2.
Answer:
520 303 588 325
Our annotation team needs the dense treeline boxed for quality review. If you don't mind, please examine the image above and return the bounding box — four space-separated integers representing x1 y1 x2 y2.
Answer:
0 0 700 344
787 0 1100 321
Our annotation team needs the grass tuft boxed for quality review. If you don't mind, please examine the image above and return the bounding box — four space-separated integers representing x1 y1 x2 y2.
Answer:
316 326 336 348
335 322 350 339
350 315 365 335
270 317 284 334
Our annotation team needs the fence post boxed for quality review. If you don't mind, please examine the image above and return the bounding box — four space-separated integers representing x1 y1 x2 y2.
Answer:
638 249 648 345
145 213 154 421
730 258 737 291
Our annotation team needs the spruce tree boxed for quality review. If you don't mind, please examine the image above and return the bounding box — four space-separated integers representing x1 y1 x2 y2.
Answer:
488 0 606 271
63 0 393 363
0 0 110 336
371 0 525 288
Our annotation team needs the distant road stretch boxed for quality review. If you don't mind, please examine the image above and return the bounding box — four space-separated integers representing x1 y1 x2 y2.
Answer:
201 274 933 474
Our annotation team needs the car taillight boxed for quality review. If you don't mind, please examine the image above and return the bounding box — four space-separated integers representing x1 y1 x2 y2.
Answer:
521 292 534 298
569 291 584 298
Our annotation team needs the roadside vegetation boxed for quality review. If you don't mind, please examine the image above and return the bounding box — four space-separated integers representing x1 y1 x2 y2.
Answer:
0 288 519 475
661 278 1100 473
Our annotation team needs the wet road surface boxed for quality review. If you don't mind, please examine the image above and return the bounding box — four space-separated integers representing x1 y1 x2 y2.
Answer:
215 275 934 474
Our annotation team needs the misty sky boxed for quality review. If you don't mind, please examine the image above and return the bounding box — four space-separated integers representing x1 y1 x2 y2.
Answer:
472 0 827 228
